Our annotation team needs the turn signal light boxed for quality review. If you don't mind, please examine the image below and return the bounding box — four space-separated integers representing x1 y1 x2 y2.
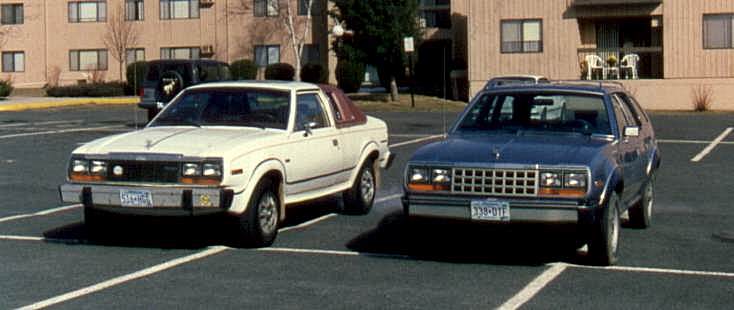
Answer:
408 183 450 192
181 177 221 185
70 174 104 182
539 187 586 198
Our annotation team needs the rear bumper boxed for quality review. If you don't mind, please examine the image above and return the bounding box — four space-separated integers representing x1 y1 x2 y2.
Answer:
60 183 233 216
402 194 599 225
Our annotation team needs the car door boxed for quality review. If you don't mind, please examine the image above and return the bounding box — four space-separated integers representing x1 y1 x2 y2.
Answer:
611 94 645 205
617 93 656 176
285 92 343 195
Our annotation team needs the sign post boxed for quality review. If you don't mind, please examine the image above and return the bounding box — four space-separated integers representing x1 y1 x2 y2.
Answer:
404 37 415 108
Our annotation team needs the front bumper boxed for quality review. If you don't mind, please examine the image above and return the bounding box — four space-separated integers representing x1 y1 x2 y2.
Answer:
60 183 233 216
402 193 598 225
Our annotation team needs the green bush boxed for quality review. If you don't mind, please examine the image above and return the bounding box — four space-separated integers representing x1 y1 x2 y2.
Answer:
265 63 295 81
46 82 126 97
0 79 13 97
231 59 258 80
336 60 365 93
300 63 328 84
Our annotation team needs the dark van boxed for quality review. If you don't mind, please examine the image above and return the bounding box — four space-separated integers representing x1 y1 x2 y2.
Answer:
138 59 232 121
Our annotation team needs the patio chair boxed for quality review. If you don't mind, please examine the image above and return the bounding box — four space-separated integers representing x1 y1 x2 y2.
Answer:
585 55 606 80
620 54 640 79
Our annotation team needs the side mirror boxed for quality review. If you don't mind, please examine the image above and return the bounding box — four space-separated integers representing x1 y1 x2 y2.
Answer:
302 122 318 137
624 126 640 137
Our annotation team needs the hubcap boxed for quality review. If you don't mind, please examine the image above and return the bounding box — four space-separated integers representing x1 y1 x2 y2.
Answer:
360 168 375 204
257 192 278 235
610 202 619 255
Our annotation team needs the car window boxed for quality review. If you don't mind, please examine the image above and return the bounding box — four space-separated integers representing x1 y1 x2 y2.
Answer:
613 94 641 126
151 88 290 130
617 93 648 124
457 92 612 135
198 64 220 82
326 92 343 121
296 93 329 131
611 95 637 128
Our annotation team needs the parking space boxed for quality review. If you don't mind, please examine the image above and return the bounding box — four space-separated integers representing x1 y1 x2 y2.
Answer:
1 106 733 309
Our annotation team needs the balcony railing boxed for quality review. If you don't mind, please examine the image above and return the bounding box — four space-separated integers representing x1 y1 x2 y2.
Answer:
573 0 662 6
578 47 663 80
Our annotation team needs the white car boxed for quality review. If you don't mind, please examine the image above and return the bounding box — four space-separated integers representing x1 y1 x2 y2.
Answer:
484 75 550 90
60 81 393 247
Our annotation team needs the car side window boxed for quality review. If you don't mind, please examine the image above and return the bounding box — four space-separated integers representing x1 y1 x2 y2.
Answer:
618 93 649 124
613 94 641 127
611 95 635 134
326 92 343 121
296 93 329 131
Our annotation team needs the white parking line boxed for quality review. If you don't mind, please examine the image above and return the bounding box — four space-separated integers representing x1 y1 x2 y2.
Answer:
279 213 337 232
389 134 444 148
0 125 124 140
16 246 229 310
0 204 81 224
0 120 83 128
567 263 734 278
375 193 402 204
690 128 733 162
497 263 567 310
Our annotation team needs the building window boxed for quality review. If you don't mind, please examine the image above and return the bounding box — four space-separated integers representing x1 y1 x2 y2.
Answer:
68 1 107 23
126 48 145 63
419 0 450 28
298 0 321 16
1 4 23 25
2 52 24 72
125 0 144 21
703 14 734 49
254 0 279 17
501 19 543 53
254 45 280 67
160 0 199 19
161 47 200 59
70 50 108 71
301 44 320 65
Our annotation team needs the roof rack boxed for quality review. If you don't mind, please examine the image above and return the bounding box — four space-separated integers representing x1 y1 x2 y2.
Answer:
551 80 625 89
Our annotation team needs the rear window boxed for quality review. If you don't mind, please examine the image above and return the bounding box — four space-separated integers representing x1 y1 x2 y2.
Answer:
457 92 612 135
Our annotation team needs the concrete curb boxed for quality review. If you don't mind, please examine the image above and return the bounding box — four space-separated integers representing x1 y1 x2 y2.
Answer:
0 98 140 112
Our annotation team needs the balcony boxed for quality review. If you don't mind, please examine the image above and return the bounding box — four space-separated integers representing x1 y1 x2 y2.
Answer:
579 47 662 80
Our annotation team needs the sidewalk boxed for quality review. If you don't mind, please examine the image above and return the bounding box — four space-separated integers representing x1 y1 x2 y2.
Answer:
0 96 140 112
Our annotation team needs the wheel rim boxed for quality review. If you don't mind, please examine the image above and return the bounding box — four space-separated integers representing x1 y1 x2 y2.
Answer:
257 192 278 235
360 168 375 204
644 182 654 219
610 201 620 256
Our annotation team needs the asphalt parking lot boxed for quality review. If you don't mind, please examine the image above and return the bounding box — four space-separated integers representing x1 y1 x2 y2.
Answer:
0 106 732 309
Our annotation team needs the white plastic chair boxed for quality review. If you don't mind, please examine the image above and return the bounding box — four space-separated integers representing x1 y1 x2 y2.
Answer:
585 55 606 80
620 54 640 79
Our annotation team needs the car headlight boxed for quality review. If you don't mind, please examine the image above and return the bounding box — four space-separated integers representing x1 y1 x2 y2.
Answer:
181 160 223 185
564 173 587 188
539 170 588 198
69 157 105 182
406 165 451 192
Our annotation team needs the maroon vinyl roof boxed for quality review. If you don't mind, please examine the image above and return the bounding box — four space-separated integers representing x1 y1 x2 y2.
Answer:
319 84 367 128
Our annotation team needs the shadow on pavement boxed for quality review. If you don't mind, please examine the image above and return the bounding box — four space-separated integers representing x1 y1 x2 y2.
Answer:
346 210 587 266
42 197 341 249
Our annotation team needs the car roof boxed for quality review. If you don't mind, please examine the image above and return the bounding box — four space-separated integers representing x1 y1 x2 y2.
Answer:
187 80 321 92
146 59 229 66
489 74 548 81
480 81 625 96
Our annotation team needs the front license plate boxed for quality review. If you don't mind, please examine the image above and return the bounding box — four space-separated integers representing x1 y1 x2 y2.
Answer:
120 190 153 208
470 199 510 222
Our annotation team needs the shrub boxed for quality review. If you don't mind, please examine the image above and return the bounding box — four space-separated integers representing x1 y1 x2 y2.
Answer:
0 79 13 97
46 82 126 97
691 84 713 112
300 63 328 84
231 59 258 80
265 63 295 81
335 60 365 93
126 61 148 91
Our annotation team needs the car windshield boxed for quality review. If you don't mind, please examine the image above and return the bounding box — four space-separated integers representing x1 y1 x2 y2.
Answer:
456 92 612 135
150 88 291 130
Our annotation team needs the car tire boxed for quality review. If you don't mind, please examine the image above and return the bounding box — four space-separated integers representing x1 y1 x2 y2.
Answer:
588 192 621 266
629 178 654 228
235 178 280 247
342 159 376 215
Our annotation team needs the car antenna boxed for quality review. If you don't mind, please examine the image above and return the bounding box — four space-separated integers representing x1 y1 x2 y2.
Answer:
442 45 448 137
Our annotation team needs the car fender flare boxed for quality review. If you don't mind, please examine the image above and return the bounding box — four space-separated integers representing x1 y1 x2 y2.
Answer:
599 166 624 207
229 158 286 220
349 141 381 188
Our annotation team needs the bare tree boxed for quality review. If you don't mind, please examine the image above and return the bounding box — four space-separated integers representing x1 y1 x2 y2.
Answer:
229 0 317 81
103 2 139 81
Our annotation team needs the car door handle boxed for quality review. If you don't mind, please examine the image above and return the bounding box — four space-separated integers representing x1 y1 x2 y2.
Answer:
332 139 339 147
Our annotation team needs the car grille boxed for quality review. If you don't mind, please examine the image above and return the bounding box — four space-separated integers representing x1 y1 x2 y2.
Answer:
452 168 539 197
106 161 180 183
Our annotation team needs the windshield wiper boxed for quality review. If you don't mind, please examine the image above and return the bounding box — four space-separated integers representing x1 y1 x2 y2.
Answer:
151 119 201 128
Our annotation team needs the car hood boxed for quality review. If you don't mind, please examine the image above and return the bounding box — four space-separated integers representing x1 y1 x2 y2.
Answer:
411 133 613 167
76 126 280 158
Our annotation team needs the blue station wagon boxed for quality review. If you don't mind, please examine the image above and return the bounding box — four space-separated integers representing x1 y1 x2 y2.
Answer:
402 82 660 265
